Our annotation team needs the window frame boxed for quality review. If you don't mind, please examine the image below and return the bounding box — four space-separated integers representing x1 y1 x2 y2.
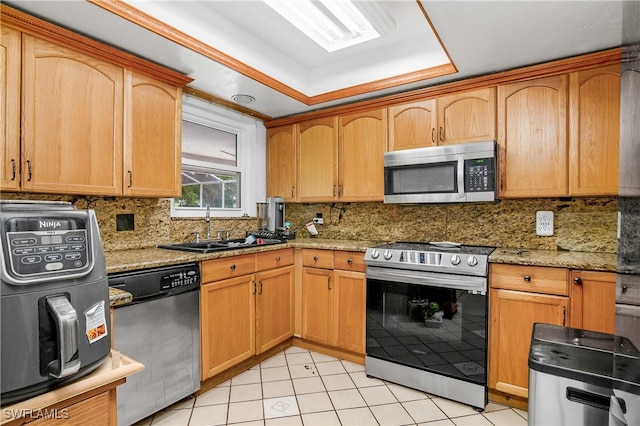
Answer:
171 95 266 218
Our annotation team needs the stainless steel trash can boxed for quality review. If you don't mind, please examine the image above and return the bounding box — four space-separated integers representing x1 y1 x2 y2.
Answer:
528 323 640 426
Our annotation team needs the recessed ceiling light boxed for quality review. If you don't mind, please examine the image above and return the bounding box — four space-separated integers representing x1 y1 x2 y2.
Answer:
231 94 256 104
263 0 394 53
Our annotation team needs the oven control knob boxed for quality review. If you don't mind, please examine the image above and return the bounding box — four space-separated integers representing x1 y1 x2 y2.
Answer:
450 254 461 265
467 255 478 267
370 249 380 259
383 250 393 260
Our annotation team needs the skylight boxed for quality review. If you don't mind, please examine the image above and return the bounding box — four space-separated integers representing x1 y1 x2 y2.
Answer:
263 0 393 52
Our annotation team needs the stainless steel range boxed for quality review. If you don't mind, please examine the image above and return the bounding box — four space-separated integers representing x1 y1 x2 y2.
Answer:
364 241 495 410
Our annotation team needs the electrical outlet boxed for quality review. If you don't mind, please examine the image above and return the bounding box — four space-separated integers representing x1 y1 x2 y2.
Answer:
313 217 324 225
536 211 554 236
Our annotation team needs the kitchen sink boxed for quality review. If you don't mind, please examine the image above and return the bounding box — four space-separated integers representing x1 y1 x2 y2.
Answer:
157 238 286 254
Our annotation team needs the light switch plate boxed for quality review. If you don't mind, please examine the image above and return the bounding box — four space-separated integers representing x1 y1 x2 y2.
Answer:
536 211 554 236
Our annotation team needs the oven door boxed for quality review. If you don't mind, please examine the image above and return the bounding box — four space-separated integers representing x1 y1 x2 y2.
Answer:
366 266 488 386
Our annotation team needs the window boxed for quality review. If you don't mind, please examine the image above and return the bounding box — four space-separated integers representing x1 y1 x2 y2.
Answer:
171 96 266 218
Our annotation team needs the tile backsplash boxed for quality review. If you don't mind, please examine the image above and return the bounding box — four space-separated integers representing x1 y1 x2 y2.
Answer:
0 193 617 253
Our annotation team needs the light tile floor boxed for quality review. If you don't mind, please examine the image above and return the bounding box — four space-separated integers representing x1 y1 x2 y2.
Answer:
134 346 527 426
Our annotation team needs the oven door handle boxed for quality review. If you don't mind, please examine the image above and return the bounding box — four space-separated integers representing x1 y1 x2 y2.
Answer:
366 266 487 294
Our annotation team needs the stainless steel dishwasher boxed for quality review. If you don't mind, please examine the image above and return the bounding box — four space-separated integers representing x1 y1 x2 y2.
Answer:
109 263 200 426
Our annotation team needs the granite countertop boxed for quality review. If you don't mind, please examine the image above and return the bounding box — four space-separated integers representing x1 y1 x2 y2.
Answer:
490 248 617 271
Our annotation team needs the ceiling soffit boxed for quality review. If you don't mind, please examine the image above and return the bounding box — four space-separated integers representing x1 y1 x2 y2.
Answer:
87 0 455 107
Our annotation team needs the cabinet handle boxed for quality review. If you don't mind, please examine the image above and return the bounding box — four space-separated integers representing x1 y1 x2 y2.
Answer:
439 126 444 142
574 277 582 285
328 276 332 290
523 275 531 282
622 284 628 294
10 159 16 181
26 160 32 181
333 185 337 196
500 175 504 192
313 256 319 262
291 186 295 198
253 281 257 294
431 128 435 144
275 256 281 261
338 185 343 197
230 264 236 271
563 306 566 326
259 281 263 294
127 171 133 188
347 258 353 264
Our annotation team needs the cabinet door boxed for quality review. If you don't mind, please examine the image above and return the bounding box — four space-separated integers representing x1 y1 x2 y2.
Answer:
488 288 568 398
298 117 338 201
388 100 436 151
256 265 294 354
267 125 296 201
301 267 333 345
124 70 182 197
1 26 20 191
498 75 568 198
22 34 123 195
201 275 255 379
437 87 496 145
338 109 387 201
332 269 366 354
569 270 616 334
569 66 620 196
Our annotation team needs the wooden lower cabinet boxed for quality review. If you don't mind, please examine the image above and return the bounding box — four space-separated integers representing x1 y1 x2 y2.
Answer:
569 270 616 334
300 250 366 355
200 275 256 380
488 288 568 399
200 250 294 380
301 267 333 346
256 265 294 354
29 391 114 425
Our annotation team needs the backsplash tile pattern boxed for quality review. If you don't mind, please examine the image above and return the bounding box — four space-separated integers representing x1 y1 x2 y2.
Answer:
0 193 617 253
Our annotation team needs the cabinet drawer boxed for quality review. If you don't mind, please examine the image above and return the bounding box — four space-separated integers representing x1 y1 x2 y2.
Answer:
334 251 366 272
302 249 334 269
257 248 294 270
202 254 256 282
490 264 569 296
31 391 110 425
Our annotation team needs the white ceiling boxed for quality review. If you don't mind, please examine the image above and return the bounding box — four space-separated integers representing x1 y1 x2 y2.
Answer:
5 1 624 120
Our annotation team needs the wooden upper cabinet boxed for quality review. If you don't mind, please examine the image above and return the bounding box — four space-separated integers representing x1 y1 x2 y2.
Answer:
437 87 496 145
498 75 568 198
21 34 124 195
267 125 296 201
569 65 620 196
1 26 20 191
297 117 338 202
338 109 387 201
388 100 436 151
123 71 182 197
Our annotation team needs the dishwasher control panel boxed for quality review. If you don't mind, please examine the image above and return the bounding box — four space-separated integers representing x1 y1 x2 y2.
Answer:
161 267 200 290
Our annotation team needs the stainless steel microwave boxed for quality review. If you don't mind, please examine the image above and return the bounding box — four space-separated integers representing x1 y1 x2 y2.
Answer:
384 140 497 204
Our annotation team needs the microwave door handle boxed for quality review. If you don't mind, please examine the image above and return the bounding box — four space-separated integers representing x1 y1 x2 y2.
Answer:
457 158 465 199
46 295 81 378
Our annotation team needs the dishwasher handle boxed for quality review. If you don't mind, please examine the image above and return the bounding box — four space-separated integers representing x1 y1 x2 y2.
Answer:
46 295 81 378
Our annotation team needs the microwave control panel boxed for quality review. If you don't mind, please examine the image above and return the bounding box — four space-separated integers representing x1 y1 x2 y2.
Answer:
4 217 91 278
464 158 496 192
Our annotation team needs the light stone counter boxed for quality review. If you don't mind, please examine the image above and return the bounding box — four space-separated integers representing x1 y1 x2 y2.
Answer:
489 248 617 271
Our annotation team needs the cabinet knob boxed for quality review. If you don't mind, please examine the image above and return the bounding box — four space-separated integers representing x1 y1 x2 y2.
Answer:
275 256 281 261
622 284 628 294
523 275 531 282
230 264 236 271
347 258 353 264
574 277 582 285
313 256 319 261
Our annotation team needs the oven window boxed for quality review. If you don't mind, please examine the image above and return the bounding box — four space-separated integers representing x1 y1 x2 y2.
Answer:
385 162 457 195
366 279 486 385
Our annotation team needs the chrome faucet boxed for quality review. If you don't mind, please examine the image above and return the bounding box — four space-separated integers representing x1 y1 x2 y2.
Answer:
205 204 211 239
